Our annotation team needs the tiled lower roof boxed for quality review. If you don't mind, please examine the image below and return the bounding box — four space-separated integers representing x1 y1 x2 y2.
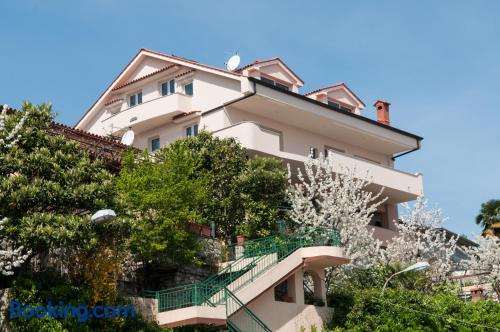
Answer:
112 64 178 91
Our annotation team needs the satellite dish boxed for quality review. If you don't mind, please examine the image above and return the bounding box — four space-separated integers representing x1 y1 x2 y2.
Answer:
121 129 135 146
225 54 241 71
91 209 116 224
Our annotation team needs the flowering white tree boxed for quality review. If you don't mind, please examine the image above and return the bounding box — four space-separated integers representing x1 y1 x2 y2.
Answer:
288 155 459 287
382 197 458 282
0 105 31 276
287 154 386 267
464 235 500 299
0 105 28 148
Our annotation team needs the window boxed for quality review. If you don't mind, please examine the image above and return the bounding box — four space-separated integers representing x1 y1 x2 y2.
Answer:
324 146 345 157
309 147 318 159
150 137 160 152
161 79 176 96
260 76 275 85
184 82 193 96
129 91 142 107
260 76 290 91
328 100 353 113
369 212 385 227
185 124 199 137
275 82 290 91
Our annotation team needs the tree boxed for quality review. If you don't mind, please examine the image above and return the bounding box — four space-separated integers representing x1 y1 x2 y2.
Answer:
288 155 458 290
117 145 207 267
172 132 288 239
287 154 386 268
237 157 287 238
475 199 500 233
328 288 500 331
0 102 119 280
464 235 500 300
382 197 458 283
0 105 31 276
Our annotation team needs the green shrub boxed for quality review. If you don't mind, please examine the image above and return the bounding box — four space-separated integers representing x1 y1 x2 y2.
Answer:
6 271 161 332
328 288 500 331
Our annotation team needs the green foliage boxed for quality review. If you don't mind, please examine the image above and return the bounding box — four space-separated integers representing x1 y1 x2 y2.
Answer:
171 132 287 239
117 132 287 266
7 270 161 332
328 264 430 297
118 144 206 265
475 199 500 232
237 157 287 238
328 288 500 331
0 102 120 272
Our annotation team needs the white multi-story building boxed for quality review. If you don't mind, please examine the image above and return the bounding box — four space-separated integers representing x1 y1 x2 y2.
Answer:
75 48 424 330
76 48 423 243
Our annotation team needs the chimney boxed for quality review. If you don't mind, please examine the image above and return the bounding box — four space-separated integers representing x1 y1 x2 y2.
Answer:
374 100 390 125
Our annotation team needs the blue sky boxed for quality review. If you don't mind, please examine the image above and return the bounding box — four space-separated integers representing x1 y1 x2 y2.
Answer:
1 1 498 238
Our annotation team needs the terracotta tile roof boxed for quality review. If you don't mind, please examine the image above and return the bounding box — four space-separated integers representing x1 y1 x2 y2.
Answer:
2 105 130 172
304 83 366 107
141 48 243 77
112 64 178 91
172 111 200 121
76 48 243 127
104 98 123 106
49 122 131 172
237 57 305 84
175 69 195 79
237 57 280 71
304 83 345 96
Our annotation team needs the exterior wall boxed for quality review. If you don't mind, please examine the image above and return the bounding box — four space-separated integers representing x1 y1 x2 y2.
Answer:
134 120 189 151
244 268 332 332
126 57 170 82
82 68 243 139
259 63 292 82
225 107 390 165
190 71 243 112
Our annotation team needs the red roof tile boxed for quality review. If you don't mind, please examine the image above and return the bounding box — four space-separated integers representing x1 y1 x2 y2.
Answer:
141 48 243 77
175 69 195 79
304 83 366 107
237 57 304 84
112 64 178 91
104 98 123 106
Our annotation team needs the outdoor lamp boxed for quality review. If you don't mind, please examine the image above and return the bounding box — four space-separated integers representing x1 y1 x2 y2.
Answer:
90 209 116 224
381 261 430 294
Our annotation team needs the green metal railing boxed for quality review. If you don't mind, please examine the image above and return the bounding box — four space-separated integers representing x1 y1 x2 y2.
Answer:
144 227 341 313
225 288 271 332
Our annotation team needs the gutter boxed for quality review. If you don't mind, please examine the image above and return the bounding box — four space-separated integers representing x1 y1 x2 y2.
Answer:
391 139 422 161
203 78 423 160
248 77 424 141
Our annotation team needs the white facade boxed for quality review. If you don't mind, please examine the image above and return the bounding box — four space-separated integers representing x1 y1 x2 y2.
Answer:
76 48 426 329
76 48 423 240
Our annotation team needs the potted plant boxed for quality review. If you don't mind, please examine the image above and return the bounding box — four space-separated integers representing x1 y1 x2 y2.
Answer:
236 224 250 244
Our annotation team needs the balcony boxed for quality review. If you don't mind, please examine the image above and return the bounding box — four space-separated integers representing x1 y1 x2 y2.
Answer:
101 93 192 133
213 121 423 203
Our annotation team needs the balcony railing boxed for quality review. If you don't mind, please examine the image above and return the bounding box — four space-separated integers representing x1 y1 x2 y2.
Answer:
214 121 423 202
101 93 192 132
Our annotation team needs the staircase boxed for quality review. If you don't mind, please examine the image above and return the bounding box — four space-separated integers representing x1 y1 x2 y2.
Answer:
143 228 343 330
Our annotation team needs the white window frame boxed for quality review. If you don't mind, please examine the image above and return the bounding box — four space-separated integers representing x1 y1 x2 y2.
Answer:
160 79 176 96
128 91 143 107
183 81 194 96
184 123 199 137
